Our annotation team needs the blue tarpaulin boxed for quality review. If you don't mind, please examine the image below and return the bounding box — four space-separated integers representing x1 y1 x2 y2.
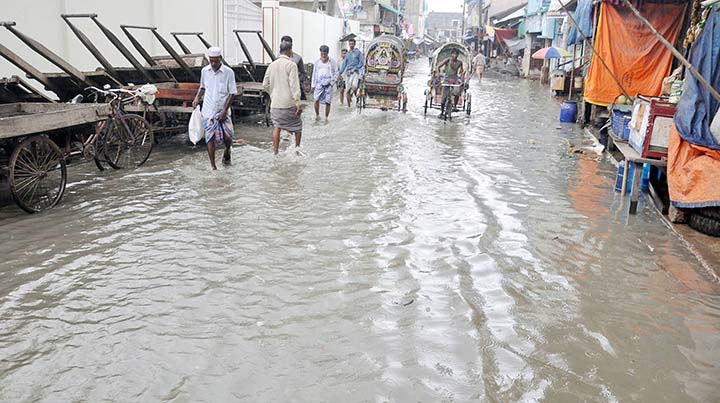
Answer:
674 8 720 150
567 0 594 46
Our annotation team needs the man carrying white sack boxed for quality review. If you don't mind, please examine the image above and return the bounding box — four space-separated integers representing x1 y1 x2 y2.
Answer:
192 46 237 170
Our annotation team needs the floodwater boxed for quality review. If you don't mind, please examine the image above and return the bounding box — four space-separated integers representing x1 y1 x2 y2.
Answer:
1 61 719 403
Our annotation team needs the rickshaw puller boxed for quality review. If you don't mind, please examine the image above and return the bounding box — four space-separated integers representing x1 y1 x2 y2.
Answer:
435 49 464 117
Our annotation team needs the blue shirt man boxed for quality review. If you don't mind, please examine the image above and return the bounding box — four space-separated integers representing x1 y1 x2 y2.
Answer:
340 47 364 76
338 38 364 107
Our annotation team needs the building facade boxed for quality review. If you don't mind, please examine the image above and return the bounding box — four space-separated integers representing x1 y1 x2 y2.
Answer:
403 0 426 39
425 12 463 42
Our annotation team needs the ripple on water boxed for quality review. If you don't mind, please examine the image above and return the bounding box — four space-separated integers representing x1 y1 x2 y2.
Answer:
0 62 718 402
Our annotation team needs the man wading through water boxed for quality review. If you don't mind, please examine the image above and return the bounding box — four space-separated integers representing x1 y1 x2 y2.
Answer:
311 45 339 120
280 35 307 101
192 47 237 170
337 48 347 105
263 40 303 155
435 48 464 118
339 38 363 107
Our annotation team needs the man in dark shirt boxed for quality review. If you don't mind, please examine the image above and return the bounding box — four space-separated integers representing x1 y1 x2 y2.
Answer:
280 35 307 100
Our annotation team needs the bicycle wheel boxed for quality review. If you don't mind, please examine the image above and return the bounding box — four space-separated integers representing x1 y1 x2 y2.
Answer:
9 135 67 213
444 96 453 121
104 114 154 169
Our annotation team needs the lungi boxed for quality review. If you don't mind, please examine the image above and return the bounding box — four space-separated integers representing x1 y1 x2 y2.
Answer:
271 107 303 133
313 83 333 105
203 114 233 145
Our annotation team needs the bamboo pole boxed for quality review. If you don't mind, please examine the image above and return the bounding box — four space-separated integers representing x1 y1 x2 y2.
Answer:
558 1 632 101
569 44 576 100
620 0 720 104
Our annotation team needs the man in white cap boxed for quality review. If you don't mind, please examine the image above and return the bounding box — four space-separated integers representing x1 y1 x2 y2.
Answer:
192 46 237 170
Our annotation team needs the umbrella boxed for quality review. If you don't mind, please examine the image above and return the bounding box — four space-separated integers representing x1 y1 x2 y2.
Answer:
532 46 572 59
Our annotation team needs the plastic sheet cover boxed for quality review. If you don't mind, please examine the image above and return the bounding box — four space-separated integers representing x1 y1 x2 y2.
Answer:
668 125 720 208
674 7 720 150
583 3 685 106
566 0 594 46
668 8 720 208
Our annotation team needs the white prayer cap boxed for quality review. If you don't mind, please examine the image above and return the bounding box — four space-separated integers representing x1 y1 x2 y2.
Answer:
207 47 222 57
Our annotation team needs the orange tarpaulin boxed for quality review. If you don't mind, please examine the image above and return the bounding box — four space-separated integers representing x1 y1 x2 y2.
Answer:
584 3 685 106
668 125 720 208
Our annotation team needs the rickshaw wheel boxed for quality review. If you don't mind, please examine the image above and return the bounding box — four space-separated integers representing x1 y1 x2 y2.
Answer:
104 114 154 169
466 94 472 116
9 135 67 214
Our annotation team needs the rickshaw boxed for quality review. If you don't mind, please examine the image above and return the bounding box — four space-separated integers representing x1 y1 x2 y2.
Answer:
357 35 408 112
424 42 472 120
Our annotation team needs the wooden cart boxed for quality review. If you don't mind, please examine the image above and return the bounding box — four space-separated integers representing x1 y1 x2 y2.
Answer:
0 102 110 213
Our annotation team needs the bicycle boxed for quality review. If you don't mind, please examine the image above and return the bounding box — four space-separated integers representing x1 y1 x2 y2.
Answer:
83 86 155 170
440 82 462 121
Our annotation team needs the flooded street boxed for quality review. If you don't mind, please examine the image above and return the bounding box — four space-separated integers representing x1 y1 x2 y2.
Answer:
1 61 719 402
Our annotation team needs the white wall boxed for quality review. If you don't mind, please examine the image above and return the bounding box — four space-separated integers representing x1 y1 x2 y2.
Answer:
224 0 263 65
0 0 262 92
277 6 359 63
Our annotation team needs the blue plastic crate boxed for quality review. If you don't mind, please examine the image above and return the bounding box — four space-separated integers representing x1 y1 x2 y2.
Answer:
614 163 650 193
611 110 632 141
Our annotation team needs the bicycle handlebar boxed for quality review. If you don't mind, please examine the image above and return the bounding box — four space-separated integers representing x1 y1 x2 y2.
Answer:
85 86 144 104
86 86 141 95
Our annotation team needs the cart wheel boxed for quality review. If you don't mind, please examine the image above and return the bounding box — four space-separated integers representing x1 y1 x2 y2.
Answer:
466 94 472 116
9 135 67 214
104 114 154 169
423 91 429 116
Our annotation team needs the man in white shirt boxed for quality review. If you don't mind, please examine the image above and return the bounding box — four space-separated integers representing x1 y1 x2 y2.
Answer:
263 41 303 155
472 51 487 83
192 47 237 170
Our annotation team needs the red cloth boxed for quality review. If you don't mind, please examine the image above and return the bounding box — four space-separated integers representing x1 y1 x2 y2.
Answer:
494 29 518 43
584 3 685 106
668 124 720 207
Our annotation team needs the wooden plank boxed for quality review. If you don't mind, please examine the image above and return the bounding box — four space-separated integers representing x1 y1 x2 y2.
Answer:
156 88 198 101
0 103 110 139
0 42 63 94
5 24 90 85
124 105 193 114
614 140 667 167
10 76 56 103
620 159 629 196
